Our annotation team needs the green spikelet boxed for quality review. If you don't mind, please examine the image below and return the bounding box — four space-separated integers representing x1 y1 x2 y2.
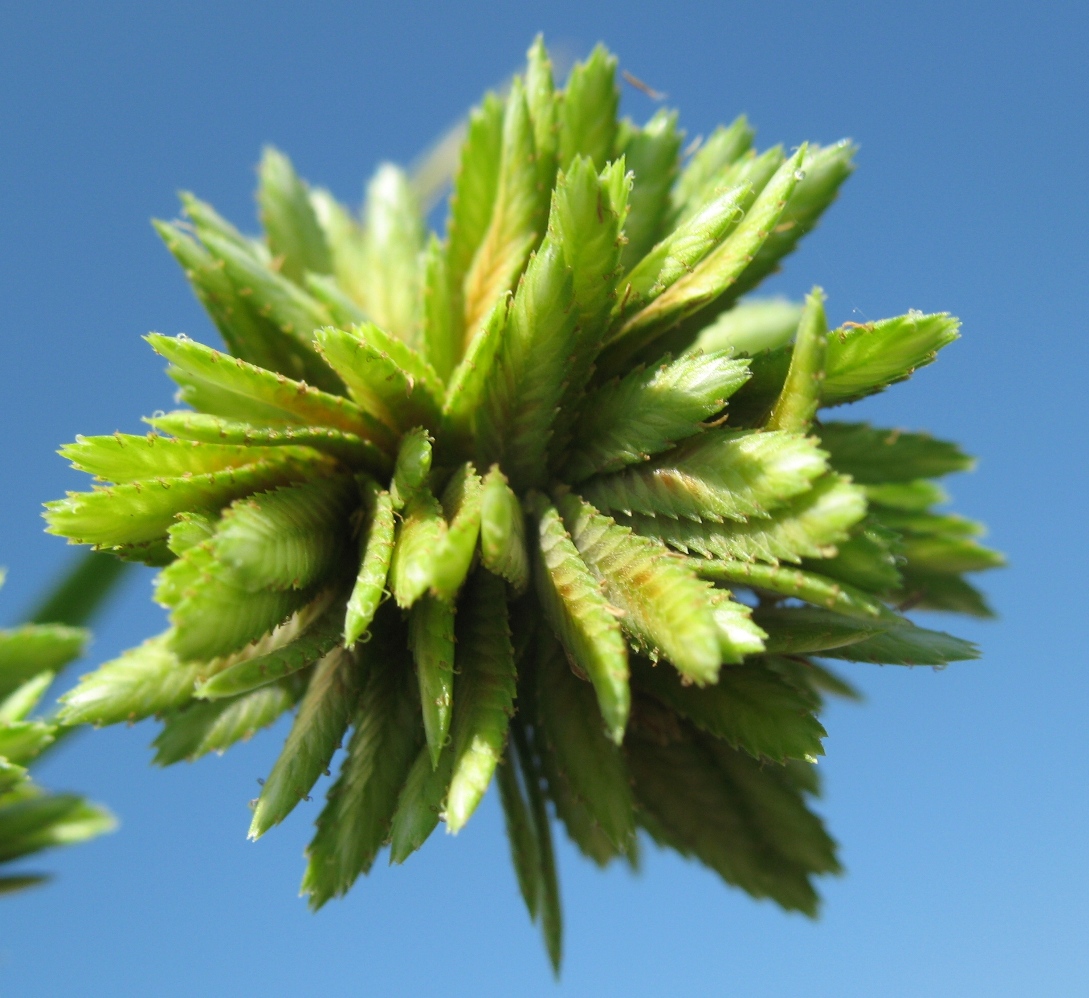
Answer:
46 36 999 970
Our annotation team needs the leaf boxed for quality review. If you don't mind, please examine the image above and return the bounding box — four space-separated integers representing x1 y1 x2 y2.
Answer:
388 426 433 511
898 534 1005 574
623 474 866 564
0 625 87 700
564 351 751 482
707 590 768 661
529 494 629 743
151 681 297 764
257 146 332 282
535 629 635 852
510 719 563 973
0 721 56 765
630 656 825 763
154 219 305 375
602 148 803 370
579 427 827 524
684 297 802 357
821 312 960 405
728 140 856 301
444 91 504 351
212 475 357 592
803 521 903 593
446 570 517 833
344 480 395 646
462 79 545 341
196 231 341 393
0 793 116 864
524 35 558 188
618 108 683 268
428 463 484 601
818 422 974 483
753 606 891 655
0 759 29 795
558 492 723 685
409 596 456 769
865 479 949 512
315 324 443 434
557 44 619 170
479 466 529 593
387 741 454 864
148 333 392 448
496 741 540 918
45 452 331 549
58 633 203 726
765 287 828 432
476 235 578 492
25 550 130 628
388 487 446 610
359 163 425 346
693 558 890 621
195 597 344 699
304 273 367 328
820 619 979 665
145 411 390 475
669 116 755 223
302 613 421 907
249 646 360 837
310 188 368 306
0 672 57 724
626 711 834 914
894 568 995 618
421 234 458 382
442 298 508 453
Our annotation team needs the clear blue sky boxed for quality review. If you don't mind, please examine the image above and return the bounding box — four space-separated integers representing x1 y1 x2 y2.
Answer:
1 2 1086 994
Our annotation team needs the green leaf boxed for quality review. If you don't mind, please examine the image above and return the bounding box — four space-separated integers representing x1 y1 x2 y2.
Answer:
564 351 751 482
821 312 960 405
0 792 116 864
693 558 890 621
145 411 390 475
510 719 563 973
618 109 683 268
821 619 979 665
310 188 368 307
388 487 446 610
195 598 344 699
558 44 619 170
430 463 485 601
148 333 392 447
623 474 866 564
496 740 540 918
58 633 203 726
753 606 891 655
865 479 949 512
728 140 856 301
442 298 508 454
707 590 768 661
315 324 443 434
359 164 425 346
894 568 995 618
0 625 87 700
152 680 297 764
804 521 903 593
303 273 367 328
479 466 530 593
257 146 332 283
898 534 1005 574
529 494 629 743
766 287 828 432
579 427 827 524
535 629 635 852
0 672 57 724
212 475 357 592
421 234 458 382
669 116 755 224
476 235 578 492
524 35 558 188
462 79 546 342
558 492 723 685
444 91 504 353
446 570 517 833
25 551 130 628
602 148 803 370
631 656 825 763
818 422 974 483
626 711 834 914
344 479 395 646
45 451 331 549
387 741 454 864
302 613 421 907
0 759 29 795
409 595 456 769
684 297 802 357
389 426 433 512
248 646 360 837
0 721 55 765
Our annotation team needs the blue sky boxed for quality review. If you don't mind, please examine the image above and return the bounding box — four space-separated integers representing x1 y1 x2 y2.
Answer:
1 2 1086 994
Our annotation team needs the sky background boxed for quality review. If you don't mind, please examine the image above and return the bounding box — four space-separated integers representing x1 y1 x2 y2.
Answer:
1 1 1086 994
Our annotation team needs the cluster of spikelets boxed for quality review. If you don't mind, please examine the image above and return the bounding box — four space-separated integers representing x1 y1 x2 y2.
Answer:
0 569 116 895
44 39 1001 967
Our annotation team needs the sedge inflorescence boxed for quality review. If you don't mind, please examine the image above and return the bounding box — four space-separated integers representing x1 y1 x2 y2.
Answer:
45 38 1000 968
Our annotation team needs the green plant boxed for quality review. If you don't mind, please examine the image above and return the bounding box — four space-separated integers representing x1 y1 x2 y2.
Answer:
44 38 1000 968
0 554 125 893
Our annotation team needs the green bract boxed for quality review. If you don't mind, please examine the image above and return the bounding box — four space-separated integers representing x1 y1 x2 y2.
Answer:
45 38 1000 969
0 565 117 894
